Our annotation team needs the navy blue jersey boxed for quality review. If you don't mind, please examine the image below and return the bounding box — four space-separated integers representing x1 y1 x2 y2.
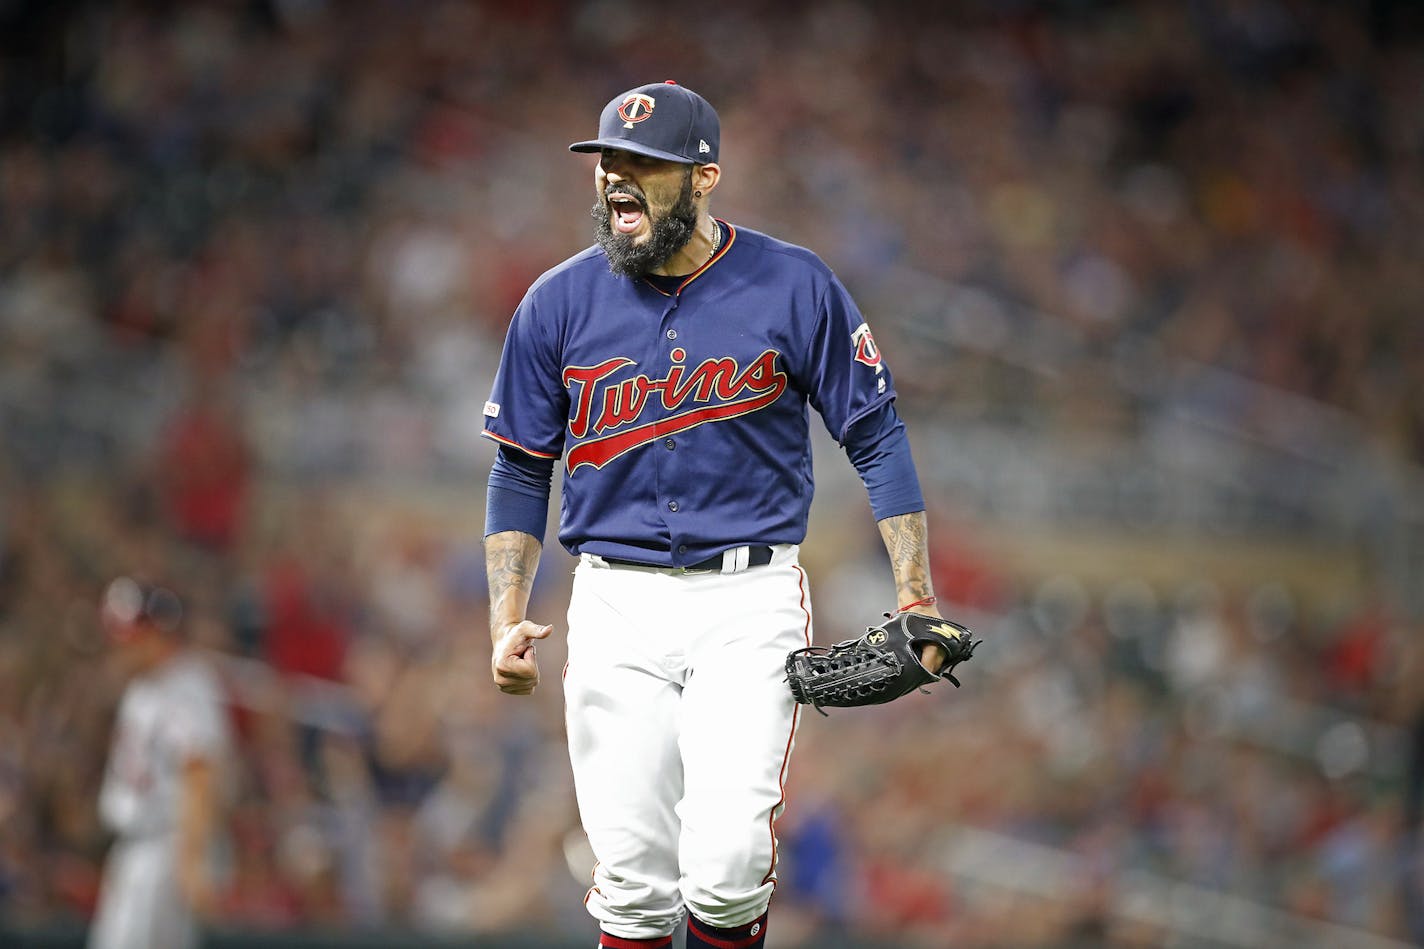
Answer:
482 221 898 566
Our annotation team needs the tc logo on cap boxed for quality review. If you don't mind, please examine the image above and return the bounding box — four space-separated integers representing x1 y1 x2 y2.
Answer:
618 93 655 129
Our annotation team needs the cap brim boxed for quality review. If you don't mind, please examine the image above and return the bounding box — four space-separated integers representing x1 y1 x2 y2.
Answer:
569 139 698 164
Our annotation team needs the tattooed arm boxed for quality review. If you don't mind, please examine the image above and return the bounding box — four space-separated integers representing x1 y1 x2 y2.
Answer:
485 529 552 695
876 510 948 672
877 511 937 612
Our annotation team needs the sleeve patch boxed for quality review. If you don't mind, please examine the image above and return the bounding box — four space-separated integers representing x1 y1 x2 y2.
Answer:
484 400 501 418
851 323 884 373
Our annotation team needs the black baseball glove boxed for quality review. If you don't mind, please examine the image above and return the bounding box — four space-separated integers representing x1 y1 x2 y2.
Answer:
785 611 979 715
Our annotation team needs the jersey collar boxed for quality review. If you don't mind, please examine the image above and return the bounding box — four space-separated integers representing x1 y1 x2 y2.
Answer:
641 219 736 297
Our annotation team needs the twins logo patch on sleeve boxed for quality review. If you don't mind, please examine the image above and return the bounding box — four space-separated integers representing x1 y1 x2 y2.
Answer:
851 323 887 394
851 323 882 372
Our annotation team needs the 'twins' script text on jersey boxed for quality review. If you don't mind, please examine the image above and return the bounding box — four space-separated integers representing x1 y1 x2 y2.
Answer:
564 348 787 472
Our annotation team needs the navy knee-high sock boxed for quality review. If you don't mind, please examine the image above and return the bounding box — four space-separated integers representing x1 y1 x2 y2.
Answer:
685 911 769 949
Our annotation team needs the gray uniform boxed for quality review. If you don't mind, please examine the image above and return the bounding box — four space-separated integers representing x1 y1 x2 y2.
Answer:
88 653 230 949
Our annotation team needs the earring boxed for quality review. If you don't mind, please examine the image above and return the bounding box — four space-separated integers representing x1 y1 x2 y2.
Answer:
694 190 702 197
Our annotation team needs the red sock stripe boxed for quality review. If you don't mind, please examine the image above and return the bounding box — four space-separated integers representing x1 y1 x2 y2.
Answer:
599 935 672 949
686 913 768 949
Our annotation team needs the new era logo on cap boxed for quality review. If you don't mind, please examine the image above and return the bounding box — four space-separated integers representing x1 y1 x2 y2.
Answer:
570 80 720 165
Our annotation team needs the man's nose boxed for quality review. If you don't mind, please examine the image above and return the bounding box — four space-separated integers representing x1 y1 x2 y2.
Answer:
600 153 630 179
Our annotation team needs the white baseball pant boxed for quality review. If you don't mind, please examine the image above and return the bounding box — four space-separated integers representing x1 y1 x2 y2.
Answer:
88 835 197 949
564 544 810 940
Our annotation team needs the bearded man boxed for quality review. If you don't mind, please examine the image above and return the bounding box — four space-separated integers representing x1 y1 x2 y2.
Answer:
481 81 945 949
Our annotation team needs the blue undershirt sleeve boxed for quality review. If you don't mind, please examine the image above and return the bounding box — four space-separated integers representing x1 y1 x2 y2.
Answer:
485 444 556 542
842 400 926 522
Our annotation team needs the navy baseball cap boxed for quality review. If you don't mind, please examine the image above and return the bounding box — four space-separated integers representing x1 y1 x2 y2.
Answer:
569 80 720 165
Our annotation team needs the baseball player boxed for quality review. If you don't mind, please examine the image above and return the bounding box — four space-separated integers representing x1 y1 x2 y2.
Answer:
482 81 947 949
88 578 231 949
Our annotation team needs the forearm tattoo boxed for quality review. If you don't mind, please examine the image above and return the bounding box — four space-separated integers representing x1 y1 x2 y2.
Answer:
878 512 934 606
484 531 542 631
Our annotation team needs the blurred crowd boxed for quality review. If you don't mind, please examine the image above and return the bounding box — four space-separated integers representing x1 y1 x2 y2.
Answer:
1 0 1422 946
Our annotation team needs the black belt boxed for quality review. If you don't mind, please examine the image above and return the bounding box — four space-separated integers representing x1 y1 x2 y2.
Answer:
603 545 774 572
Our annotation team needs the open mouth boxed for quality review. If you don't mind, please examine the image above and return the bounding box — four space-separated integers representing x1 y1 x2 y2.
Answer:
607 191 646 234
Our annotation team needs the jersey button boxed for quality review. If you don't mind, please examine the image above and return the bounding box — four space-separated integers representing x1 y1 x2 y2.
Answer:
664 438 675 450
678 545 687 554
667 500 679 512
666 328 678 340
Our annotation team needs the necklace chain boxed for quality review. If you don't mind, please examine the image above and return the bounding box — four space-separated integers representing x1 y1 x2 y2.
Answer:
708 221 722 260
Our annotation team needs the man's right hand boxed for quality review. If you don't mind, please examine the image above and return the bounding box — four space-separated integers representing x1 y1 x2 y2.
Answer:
491 620 553 695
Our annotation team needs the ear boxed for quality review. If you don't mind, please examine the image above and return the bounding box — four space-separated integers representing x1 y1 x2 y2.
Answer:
693 162 720 197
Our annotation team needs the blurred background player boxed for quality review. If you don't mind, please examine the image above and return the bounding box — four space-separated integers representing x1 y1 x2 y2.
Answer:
88 578 232 949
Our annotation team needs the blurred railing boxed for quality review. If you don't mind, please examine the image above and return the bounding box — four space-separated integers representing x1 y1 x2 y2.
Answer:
937 825 1416 949
0 924 916 949
2 909 1412 949
875 265 1424 617
0 927 567 949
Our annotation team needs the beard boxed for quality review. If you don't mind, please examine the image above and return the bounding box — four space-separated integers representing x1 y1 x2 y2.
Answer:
591 169 699 277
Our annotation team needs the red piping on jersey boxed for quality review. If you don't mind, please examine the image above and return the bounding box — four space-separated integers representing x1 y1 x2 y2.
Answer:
641 220 736 297
482 429 559 459
761 564 811 889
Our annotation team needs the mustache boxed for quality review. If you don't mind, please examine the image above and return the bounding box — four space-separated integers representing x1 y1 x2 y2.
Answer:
605 184 648 208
